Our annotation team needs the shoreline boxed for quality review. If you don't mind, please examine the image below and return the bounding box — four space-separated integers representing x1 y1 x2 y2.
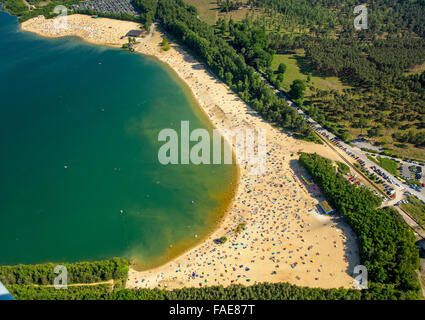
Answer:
124 25 242 271
21 14 242 273
21 14 361 290
130 164 240 271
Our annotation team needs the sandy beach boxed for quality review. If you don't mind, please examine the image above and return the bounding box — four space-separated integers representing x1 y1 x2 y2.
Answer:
21 14 142 47
21 14 361 290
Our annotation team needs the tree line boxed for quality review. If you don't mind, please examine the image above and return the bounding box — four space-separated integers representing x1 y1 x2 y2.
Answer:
0 258 128 286
254 0 425 38
134 0 157 29
7 279 419 300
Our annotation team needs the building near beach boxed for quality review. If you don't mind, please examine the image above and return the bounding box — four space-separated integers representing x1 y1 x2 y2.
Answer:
125 29 145 38
318 201 335 214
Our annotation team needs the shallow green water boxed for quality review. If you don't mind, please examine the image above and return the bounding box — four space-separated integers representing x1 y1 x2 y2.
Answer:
0 11 237 268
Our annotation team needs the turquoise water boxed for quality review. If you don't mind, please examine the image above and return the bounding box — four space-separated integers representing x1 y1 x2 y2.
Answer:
0 11 237 268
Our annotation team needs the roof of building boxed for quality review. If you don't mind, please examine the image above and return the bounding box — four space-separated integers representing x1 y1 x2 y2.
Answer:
319 201 335 214
125 30 144 37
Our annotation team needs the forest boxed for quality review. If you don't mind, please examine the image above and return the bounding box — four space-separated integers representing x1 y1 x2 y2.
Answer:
6 274 420 300
244 0 425 156
188 0 425 156
0 258 129 286
192 0 425 156
254 0 425 38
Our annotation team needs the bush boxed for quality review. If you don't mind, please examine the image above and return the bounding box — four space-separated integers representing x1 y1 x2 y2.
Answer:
336 161 350 174
234 222 247 233
219 236 227 244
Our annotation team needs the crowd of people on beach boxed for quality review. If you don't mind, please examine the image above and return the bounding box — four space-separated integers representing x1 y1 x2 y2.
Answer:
127 64 361 288
128 139 359 288
21 14 140 47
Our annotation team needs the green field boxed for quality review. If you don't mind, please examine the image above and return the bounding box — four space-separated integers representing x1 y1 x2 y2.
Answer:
367 156 400 176
401 196 425 225
183 0 257 25
379 142 425 162
183 0 218 24
270 53 348 94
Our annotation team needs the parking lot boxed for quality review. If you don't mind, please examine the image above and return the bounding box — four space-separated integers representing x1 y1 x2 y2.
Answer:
302 115 425 199
72 0 141 16
399 162 424 184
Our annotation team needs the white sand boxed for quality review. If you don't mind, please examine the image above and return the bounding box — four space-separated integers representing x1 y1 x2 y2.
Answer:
21 14 142 47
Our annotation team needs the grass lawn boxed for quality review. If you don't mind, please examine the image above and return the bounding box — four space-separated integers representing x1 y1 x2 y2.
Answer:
183 0 256 25
183 0 219 25
27 0 52 7
401 196 425 225
271 53 348 94
381 142 425 162
336 161 350 175
367 156 399 176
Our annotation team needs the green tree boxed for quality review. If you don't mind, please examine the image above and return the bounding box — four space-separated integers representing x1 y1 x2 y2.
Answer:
289 79 306 101
277 62 286 74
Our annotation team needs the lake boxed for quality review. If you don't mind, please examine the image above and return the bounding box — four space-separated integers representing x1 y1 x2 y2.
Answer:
0 10 237 269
